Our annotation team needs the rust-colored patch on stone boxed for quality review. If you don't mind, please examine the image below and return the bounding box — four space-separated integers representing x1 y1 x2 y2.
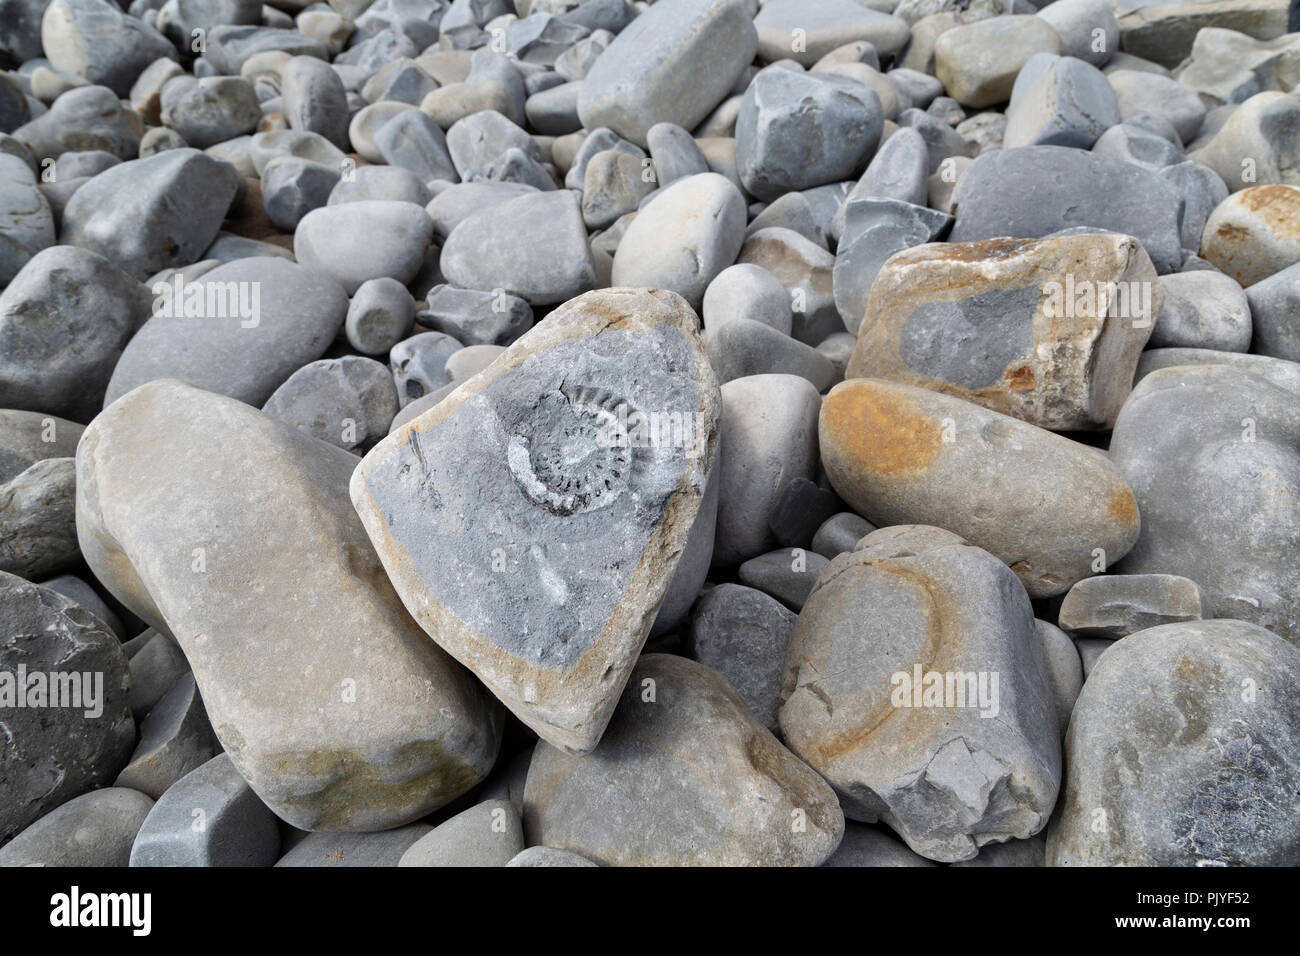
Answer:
823 382 942 477
1237 184 1300 240
1214 222 1249 244
1107 486 1138 526
917 236 1041 263
1004 365 1036 390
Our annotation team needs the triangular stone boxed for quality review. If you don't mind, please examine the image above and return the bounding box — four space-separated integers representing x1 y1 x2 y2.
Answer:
351 288 721 753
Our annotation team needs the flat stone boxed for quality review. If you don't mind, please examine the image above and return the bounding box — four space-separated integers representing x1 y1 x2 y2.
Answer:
262 356 399 453
714 374 821 566
736 66 883 202
114 673 221 800
1135 347 1300 395
847 233 1157 430
0 458 77 578
577 0 757 147
611 172 747 311
0 572 134 845
275 824 432 866
1109 364 1300 641
819 379 1141 597
440 189 596 305
1058 573 1204 639
397 799 524 866
754 0 910 66
704 317 838 391
104 256 348 408
77 380 502 830
506 845 597 866
831 127 929 241
811 511 877 558
418 283 531 347
1172 25 1300 107
823 823 939 867
523 653 845 865
294 200 433 295
1047 619 1300 865
780 525 1061 862
62 148 242 280
351 289 719 754
738 548 830 612
129 753 280 867
0 788 153 867
949 145 1184 274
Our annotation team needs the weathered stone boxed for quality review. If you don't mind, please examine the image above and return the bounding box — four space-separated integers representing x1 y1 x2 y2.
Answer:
1058 573 1204 639
704 317 838 391
352 289 719 754
280 55 349 150
0 458 77 579
737 227 841 345
260 155 339 231
847 234 1157 430
1110 364 1300 641
506 845 597 866
398 798 524 866
811 511 877 558
1002 53 1120 149
754 0 910 66
1244 259 1300 361
263 356 399 453
819 379 1141 597
105 257 348 408
780 525 1061 861
127 629 189 721
823 822 939 867
581 148 654 229
0 410 82 485
114 673 221 800
949 145 1184 274
77 380 502 830
577 0 757 147
0 154 53 286
1117 0 1290 70
1135 347 1300 395
1037 0 1118 67
1034 619 1082 736
524 654 845 866
738 548 829 612
11 85 142 161
275 824 432 866
1200 184 1300 286
702 263 793 336
1047 619 1300 865
160 76 261 149
0 572 134 846
0 788 153 867
1151 269 1251 351
1194 91 1300 193
934 16 1062 108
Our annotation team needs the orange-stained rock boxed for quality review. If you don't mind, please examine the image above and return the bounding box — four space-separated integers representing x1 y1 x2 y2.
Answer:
1200 183 1300 286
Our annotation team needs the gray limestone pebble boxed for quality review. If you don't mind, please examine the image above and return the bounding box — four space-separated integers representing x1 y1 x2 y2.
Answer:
701 263 793 336
262 356 400 454
781 525 1061 862
52 149 117 179
445 109 538 180
645 121 709 187
440 189 596 305
475 746 531 815
38 574 123 639
127 629 190 722
129 753 280 867
577 0 758 147
823 823 938 867
896 108 976 176
525 81 583 136
611 172 747 311
0 788 153 867
892 69 944 110
1135 348 1300 396
1107 68 1206 144
348 102 415 163
1244 261 1300 364
1151 269 1251 351
424 180 537 240
1036 0 1118 67
811 511 877 559
261 155 340 231
581 148 654 230
934 15 1062 108
249 128 347 177
1161 160 1228 254
0 457 77 579
0 153 53 286
347 276 416 355
62 148 242 280
506 846 597 867
1074 636 1109 678
0 409 83 485
352 289 719 754
1033 619 1083 736
949 145 1184 274
114 673 220 800
0 571 134 845
736 66 883 202
41 0 176 96
0 245 151 422
294 199 433 295
159 75 262 150
955 110 1006 154
444 344 506 384
199 27 327 77
77 380 503 831
563 125 642 190
375 109 458 183
105 256 348 408
13 85 142 161
389 331 463 405
767 477 844 549
687 583 796 733
1110 364 1300 641
361 57 437 106
418 284 532 347
754 0 910 66
1058 573 1204 639
951 835 1046 867
1047 620 1300 865
398 798 524 867
524 653 845 866
279 55 350 150
1090 121 1184 170
481 146 556 192
706 316 837 392
276 825 433 867
1193 92 1300 194
738 548 831 612
329 164 432 207
1002 53 1120 149
714 374 821 566
830 127 929 242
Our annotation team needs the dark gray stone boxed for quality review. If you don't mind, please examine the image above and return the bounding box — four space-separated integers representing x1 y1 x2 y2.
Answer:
262 356 399 453
418 284 533 347
0 458 77 579
114 673 220 800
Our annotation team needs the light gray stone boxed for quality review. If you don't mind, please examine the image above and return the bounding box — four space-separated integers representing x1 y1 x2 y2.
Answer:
398 798 524 866
294 199 433 295
275 824 432 866
160 76 261 149
262 356 399 453
1151 269 1251 351
0 788 153 867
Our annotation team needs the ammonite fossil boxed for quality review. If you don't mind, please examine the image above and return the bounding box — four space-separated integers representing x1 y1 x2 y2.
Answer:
507 384 637 516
